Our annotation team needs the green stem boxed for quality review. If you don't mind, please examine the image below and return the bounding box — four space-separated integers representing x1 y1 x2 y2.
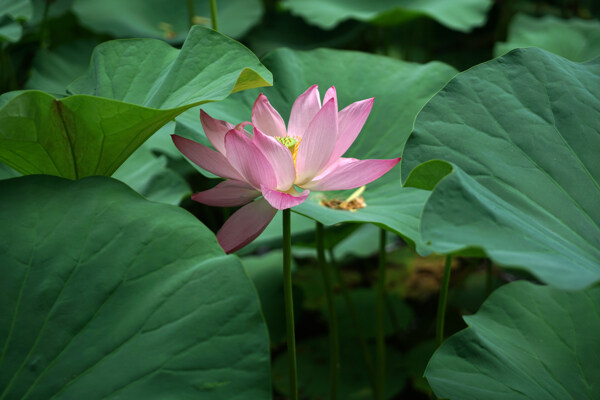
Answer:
209 0 219 32
436 256 453 347
329 248 376 395
375 228 386 400
186 0 195 29
317 223 339 400
0 47 17 91
39 0 51 49
283 209 298 400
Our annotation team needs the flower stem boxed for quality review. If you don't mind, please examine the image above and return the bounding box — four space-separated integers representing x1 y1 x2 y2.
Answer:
375 228 386 400
329 248 376 395
282 209 298 400
436 255 453 347
39 0 52 49
316 223 339 400
209 0 219 32
186 0 195 29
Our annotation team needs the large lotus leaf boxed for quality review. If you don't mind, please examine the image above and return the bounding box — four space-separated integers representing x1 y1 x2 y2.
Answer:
0 26 271 179
22 40 190 204
180 48 457 253
280 0 492 32
25 39 99 95
495 14 600 62
72 0 262 41
113 145 190 205
425 281 600 399
0 175 271 399
0 118 190 205
402 48 600 289
0 161 19 179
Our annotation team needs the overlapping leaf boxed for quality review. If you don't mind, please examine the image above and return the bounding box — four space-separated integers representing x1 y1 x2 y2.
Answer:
426 281 600 399
0 175 271 399
280 0 493 32
0 26 272 179
73 0 263 41
403 48 600 289
25 39 99 95
182 48 456 253
495 14 600 62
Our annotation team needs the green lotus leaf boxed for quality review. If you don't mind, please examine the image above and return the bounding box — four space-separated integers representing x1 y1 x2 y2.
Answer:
403 48 600 289
25 39 99 95
180 48 457 253
0 26 272 179
0 161 19 179
280 0 493 32
0 21 22 42
0 0 32 42
426 281 600 399
0 175 271 399
72 0 262 41
113 145 190 205
495 14 600 62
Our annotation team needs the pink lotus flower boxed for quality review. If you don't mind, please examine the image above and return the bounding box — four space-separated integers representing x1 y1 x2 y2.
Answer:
172 85 400 253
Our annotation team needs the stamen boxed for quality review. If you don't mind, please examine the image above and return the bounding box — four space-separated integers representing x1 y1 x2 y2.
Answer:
276 136 302 163
320 186 368 212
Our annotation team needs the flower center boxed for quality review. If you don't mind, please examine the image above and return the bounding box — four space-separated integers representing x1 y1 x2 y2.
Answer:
276 136 302 163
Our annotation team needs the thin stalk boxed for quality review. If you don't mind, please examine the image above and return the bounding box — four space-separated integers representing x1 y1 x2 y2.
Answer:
186 0 195 29
1 47 17 91
209 0 219 32
436 256 453 347
317 223 339 400
329 248 376 395
282 209 298 400
375 228 386 400
39 0 51 49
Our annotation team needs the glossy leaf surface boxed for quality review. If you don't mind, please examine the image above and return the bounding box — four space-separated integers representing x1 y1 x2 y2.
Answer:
0 26 271 179
495 14 600 62
0 175 271 399
281 0 493 32
426 281 600 399
403 48 600 289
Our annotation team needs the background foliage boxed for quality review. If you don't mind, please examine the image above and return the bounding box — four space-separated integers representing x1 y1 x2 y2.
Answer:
1 0 599 399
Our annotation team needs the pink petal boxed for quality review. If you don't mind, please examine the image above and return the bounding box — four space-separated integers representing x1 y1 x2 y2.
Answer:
224 129 277 190
323 86 337 111
172 135 244 181
200 110 235 154
302 157 401 191
217 198 277 253
252 93 287 137
287 85 322 138
328 98 374 163
295 99 338 185
191 180 260 207
312 157 355 181
261 185 310 210
252 127 296 191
